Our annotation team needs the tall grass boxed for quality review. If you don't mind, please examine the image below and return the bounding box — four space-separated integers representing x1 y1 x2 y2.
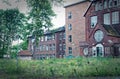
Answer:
0 57 120 78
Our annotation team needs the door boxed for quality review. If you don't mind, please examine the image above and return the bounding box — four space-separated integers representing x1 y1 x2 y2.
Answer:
96 44 104 57
96 47 102 56
92 44 104 57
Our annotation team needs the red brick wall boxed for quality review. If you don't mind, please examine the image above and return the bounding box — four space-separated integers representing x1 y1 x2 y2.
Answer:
65 1 90 56
85 0 120 56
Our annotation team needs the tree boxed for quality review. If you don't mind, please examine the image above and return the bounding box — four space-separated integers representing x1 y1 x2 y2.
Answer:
1 0 63 57
0 9 26 58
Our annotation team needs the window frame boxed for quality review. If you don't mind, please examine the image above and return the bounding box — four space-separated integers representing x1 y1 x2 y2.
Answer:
112 11 119 24
94 30 104 42
90 16 98 28
103 13 110 25
68 47 72 54
68 35 72 42
68 12 72 19
68 24 72 30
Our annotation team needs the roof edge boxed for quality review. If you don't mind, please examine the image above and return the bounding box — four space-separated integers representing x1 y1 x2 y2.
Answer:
83 1 93 17
64 0 90 8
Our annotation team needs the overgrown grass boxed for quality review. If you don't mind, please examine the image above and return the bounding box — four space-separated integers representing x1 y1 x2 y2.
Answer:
0 57 120 78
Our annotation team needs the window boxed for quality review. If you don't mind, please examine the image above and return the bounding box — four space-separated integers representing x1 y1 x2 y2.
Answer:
59 44 62 51
91 16 97 28
109 0 113 8
105 47 111 54
40 45 43 51
41 37 44 41
104 13 110 25
45 36 47 41
36 47 39 52
63 33 65 39
95 2 102 11
68 12 72 19
113 0 119 7
95 2 99 11
68 47 72 54
49 44 52 51
119 0 120 5
43 45 46 51
99 2 103 10
103 0 107 9
46 45 49 51
68 24 72 30
52 35 55 40
83 48 88 56
112 11 119 24
94 30 104 42
59 33 62 40
52 44 55 50
63 44 66 51
68 35 72 42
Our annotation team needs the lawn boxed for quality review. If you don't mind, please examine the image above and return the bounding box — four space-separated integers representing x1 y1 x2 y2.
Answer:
0 57 120 79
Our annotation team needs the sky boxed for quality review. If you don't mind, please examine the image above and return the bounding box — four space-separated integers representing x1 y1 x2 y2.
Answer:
0 0 82 29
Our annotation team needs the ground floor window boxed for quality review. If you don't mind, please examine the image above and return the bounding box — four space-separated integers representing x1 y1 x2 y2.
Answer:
105 47 111 56
83 48 88 56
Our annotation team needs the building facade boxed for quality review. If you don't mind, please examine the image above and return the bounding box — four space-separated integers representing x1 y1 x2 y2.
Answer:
28 26 65 59
84 0 120 57
64 0 90 57
18 50 32 60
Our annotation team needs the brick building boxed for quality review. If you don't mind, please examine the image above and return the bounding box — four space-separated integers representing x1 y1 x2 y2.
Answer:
84 0 120 57
64 0 90 57
28 26 65 59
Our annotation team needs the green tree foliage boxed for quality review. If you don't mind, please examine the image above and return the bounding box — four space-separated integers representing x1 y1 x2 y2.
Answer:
10 40 28 58
26 0 56 44
1 0 63 57
0 9 26 58
20 40 28 50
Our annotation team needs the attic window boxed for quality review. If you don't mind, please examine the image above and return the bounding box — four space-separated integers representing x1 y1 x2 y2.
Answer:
95 2 103 11
113 0 119 6
95 2 99 11
103 0 107 9
109 0 113 8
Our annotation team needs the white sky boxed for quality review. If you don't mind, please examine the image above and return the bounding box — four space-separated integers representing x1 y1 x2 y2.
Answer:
0 0 82 29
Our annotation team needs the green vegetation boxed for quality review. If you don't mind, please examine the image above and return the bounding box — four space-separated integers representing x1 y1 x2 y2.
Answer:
0 9 26 58
0 57 120 79
0 0 63 58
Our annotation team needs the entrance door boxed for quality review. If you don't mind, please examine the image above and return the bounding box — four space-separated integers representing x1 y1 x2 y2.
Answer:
96 44 104 57
96 47 102 56
92 44 104 57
